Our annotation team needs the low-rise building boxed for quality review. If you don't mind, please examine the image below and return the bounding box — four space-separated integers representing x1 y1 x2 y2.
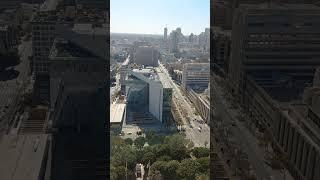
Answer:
182 63 210 91
110 102 126 134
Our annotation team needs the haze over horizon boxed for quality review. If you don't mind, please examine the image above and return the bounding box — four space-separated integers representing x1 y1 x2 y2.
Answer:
110 0 210 35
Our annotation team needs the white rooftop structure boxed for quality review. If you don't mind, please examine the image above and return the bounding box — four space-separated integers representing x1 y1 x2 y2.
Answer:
110 103 126 123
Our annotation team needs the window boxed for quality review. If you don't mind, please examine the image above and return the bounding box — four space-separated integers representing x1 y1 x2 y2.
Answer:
248 23 264 27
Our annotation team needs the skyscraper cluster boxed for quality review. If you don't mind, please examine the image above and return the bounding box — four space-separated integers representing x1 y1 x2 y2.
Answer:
163 27 210 55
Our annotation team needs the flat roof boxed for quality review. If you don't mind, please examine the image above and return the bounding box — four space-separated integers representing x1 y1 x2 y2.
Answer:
110 103 126 123
50 38 100 59
156 70 172 89
0 134 49 180
132 68 154 74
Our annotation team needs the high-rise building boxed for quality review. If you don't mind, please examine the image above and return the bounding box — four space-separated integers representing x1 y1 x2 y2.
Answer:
189 33 194 43
176 27 181 35
169 30 179 54
212 0 233 29
164 27 167 40
31 11 57 101
49 37 108 180
212 0 320 30
133 46 159 67
228 4 320 180
212 27 231 74
204 28 210 52
31 9 108 102
229 3 320 98
0 24 18 54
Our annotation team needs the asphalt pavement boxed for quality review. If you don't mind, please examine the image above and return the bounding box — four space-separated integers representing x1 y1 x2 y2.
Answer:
158 62 209 147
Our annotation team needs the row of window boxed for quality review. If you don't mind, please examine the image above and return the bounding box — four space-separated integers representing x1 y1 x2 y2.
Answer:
33 42 53 47
51 64 104 72
32 26 55 31
247 41 320 45
33 37 55 41
34 65 49 73
249 33 320 38
248 22 314 28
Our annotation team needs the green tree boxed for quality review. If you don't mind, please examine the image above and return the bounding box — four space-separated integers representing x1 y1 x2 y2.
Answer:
110 166 118 180
112 145 137 170
165 134 189 160
145 130 156 142
124 138 133 146
196 174 210 180
177 159 201 180
134 137 146 149
141 152 156 165
196 157 210 174
156 155 172 162
150 161 166 175
149 134 165 145
111 136 125 154
163 160 180 179
192 147 210 158
110 165 126 180
153 144 170 157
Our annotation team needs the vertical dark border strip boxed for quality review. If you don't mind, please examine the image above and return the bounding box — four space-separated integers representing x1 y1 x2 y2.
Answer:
210 0 214 179
106 0 111 179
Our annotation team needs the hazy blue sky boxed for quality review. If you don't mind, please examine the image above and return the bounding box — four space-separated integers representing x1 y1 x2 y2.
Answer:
111 0 210 35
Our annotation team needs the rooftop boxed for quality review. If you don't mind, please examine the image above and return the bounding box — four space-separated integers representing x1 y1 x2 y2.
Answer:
56 25 107 59
132 68 155 74
110 103 126 123
50 38 99 59
156 68 172 89
0 134 49 180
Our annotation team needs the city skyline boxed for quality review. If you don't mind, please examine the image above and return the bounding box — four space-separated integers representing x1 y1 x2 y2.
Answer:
110 0 210 35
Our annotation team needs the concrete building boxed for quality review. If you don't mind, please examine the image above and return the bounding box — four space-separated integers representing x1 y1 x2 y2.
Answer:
227 4 320 180
182 63 210 91
48 37 108 180
31 9 108 102
212 0 233 29
125 68 172 124
31 11 57 101
164 27 167 40
238 74 320 180
169 30 179 54
133 46 159 67
204 28 210 52
212 27 231 75
189 33 194 43
212 0 320 30
110 102 126 134
0 24 18 55
31 11 57 74
186 89 210 123
120 56 130 93
229 3 320 99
